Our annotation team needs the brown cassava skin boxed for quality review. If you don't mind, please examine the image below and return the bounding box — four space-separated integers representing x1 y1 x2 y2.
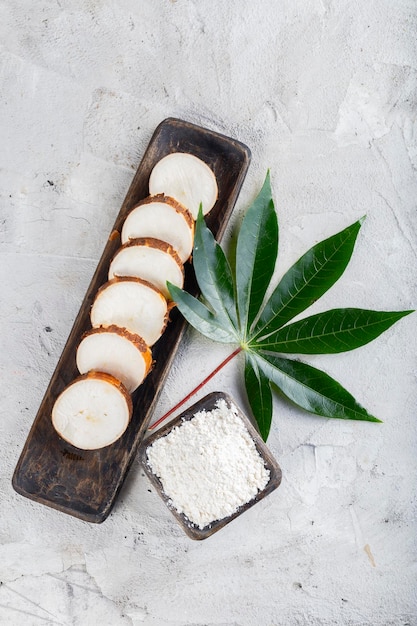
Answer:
91 276 170 345
52 371 133 448
112 236 184 275
54 183 200 450
121 195 195 263
109 237 185 296
78 371 133 413
78 325 153 377
132 193 195 230
93 274 168 299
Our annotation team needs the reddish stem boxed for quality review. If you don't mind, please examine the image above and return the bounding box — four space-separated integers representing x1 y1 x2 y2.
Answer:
148 346 243 430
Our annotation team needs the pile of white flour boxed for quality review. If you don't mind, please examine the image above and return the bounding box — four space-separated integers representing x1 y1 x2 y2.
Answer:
146 399 270 529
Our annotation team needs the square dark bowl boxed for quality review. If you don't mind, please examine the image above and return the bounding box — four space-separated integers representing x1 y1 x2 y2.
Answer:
139 391 282 540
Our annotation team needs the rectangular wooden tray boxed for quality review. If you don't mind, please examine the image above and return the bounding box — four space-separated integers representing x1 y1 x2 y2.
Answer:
12 117 251 523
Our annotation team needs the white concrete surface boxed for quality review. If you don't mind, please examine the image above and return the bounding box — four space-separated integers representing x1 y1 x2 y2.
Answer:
1 1 416 624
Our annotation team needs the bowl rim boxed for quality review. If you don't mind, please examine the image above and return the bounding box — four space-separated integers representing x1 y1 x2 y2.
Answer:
138 391 282 540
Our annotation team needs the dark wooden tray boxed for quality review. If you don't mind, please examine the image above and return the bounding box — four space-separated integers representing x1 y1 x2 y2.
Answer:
12 118 251 523
139 392 282 540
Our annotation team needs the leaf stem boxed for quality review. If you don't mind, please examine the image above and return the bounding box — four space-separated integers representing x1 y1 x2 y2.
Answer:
148 346 243 430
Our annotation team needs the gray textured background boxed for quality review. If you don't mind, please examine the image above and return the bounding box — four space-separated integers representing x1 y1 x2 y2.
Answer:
1 1 416 624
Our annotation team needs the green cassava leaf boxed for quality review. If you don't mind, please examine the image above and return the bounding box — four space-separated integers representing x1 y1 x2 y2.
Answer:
166 173 412 439
193 207 238 330
254 351 381 422
254 308 414 354
252 218 364 340
244 352 273 441
235 171 278 337
168 283 237 343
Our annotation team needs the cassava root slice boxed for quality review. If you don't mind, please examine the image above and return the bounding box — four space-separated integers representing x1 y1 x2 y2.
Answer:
148 152 218 218
108 237 184 299
76 326 152 393
90 277 168 346
121 195 194 263
51 372 132 450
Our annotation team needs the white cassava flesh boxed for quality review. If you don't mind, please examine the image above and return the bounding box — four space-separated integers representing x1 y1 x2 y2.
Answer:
76 326 152 393
121 195 194 263
90 277 168 346
108 237 184 300
148 152 218 219
51 372 132 450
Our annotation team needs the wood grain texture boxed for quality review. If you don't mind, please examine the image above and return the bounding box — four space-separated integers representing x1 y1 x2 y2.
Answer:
12 118 251 523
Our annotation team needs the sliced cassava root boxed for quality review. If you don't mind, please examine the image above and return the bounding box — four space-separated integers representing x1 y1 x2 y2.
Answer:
108 237 184 300
51 372 132 450
76 326 152 393
121 195 194 263
148 152 218 219
90 277 168 347
51 152 220 451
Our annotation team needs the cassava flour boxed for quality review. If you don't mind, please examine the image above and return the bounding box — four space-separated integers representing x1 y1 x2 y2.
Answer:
146 399 270 529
